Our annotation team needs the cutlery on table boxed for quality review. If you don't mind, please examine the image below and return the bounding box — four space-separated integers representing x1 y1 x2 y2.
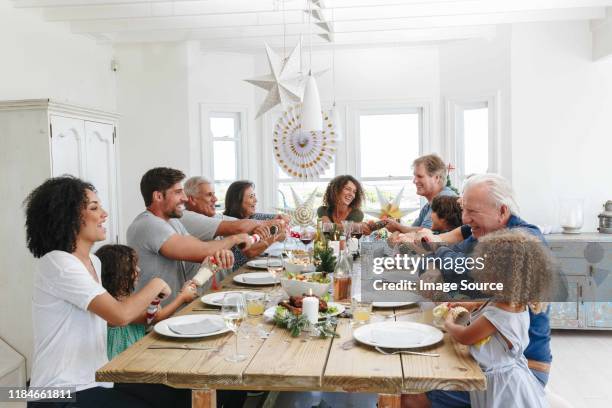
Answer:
385 310 420 319
147 345 218 351
375 346 439 357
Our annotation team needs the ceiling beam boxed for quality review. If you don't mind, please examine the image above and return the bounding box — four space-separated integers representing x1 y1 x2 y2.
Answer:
101 25 498 46
67 7 605 35
38 0 612 22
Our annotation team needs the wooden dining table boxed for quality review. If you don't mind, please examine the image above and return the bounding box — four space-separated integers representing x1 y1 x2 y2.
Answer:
96 264 485 408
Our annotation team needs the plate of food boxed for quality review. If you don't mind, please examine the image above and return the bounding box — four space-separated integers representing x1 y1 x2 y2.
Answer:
281 272 331 297
264 296 344 321
284 252 316 273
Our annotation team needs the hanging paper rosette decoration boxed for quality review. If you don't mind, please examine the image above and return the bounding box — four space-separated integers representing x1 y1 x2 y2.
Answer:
273 104 337 180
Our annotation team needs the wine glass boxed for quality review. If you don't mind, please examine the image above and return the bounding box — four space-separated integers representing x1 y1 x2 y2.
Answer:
351 222 363 254
221 292 247 362
267 253 284 297
299 226 315 251
322 222 334 241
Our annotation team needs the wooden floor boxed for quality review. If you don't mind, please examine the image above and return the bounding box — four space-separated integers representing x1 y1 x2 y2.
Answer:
547 330 612 408
246 330 612 408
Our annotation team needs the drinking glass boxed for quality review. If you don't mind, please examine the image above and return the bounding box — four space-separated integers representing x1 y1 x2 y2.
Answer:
322 222 334 241
300 226 315 251
351 298 372 327
351 222 363 254
221 292 247 362
245 292 265 317
267 253 284 296
341 220 354 237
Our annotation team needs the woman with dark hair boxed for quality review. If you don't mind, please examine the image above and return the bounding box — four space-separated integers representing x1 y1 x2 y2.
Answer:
317 175 365 224
223 180 273 221
222 180 286 270
24 176 185 408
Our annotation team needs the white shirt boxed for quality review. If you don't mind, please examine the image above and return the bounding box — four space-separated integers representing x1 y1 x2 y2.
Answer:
31 251 112 391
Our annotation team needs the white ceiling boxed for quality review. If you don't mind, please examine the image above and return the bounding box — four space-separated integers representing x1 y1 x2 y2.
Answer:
11 0 612 50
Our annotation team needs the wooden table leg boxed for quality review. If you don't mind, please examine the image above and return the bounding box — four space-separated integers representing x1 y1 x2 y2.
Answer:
378 393 401 408
192 389 216 408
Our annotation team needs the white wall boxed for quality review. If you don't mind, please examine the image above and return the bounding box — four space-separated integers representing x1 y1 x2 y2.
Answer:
0 3 116 111
187 46 259 185
0 2 117 377
511 21 612 231
114 42 191 235
439 27 512 181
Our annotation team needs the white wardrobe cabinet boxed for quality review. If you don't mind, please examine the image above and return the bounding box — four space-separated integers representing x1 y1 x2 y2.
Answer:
0 99 121 377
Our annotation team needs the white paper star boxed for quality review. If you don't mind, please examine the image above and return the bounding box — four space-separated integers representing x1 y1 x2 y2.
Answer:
245 42 304 118
277 187 318 227
364 187 414 220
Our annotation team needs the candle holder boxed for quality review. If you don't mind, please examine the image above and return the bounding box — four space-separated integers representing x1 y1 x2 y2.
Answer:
559 197 584 234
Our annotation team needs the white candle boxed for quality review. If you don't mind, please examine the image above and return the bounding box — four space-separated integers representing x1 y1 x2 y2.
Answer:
302 290 319 326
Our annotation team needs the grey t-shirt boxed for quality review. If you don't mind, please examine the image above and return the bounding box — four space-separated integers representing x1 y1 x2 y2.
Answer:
180 210 223 241
180 211 238 240
127 211 199 305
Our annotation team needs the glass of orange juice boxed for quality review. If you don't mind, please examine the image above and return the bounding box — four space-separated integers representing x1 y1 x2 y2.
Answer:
351 297 372 326
246 292 265 317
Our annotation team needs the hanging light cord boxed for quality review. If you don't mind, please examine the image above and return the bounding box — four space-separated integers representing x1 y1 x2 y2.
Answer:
332 7 336 105
282 0 286 60
308 0 312 73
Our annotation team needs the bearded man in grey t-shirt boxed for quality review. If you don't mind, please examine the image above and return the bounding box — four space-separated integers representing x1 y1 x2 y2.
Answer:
127 167 251 304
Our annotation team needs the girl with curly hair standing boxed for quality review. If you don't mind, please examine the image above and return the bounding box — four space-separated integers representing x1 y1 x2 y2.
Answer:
442 230 554 408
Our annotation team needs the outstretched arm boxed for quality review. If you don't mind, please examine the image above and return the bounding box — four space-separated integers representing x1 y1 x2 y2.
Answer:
160 233 249 265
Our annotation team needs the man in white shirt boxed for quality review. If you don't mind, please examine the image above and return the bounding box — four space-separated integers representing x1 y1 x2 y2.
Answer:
127 168 252 304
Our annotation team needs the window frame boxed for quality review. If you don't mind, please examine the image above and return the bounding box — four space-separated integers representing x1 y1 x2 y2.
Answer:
200 104 248 186
350 103 429 217
260 101 431 212
445 94 499 186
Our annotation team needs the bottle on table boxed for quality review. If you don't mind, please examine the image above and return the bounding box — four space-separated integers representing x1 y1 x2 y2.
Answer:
333 235 352 302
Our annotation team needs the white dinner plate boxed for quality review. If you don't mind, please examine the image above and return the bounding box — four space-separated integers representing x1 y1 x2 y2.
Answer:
200 290 259 307
246 259 283 269
372 301 416 308
233 272 280 286
263 302 345 321
353 321 443 349
153 314 230 338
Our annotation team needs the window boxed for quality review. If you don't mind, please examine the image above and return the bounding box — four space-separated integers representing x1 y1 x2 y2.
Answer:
356 111 423 223
448 97 498 186
208 111 242 208
276 150 336 211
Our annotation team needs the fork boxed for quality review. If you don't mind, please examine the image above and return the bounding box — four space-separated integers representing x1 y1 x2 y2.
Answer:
375 346 439 357
147 345 218 351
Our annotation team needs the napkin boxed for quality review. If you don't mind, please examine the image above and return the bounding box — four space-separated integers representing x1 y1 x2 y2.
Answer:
168 318 226 335
242 275 275 284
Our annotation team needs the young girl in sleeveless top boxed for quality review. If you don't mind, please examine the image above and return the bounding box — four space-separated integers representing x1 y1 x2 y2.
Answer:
444 229 554 408
96 244 198 359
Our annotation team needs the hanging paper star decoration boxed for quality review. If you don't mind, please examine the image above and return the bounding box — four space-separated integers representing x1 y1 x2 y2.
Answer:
245 42 304 118
245 41 328 118
277 187 318 227
365 187 411 220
